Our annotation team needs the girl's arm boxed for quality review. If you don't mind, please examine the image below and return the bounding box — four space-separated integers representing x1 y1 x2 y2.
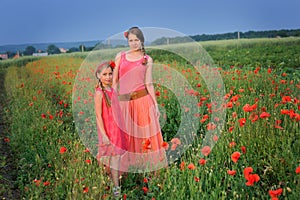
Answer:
145 57 160 117
94 91 110 145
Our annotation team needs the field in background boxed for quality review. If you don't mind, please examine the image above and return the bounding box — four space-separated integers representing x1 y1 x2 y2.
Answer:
0 37 299 199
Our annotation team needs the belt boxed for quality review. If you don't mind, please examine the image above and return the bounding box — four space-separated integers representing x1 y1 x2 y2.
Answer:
119 88 148 101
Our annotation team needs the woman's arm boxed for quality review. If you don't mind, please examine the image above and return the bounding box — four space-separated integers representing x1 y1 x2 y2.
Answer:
145 57 160 116
94 91 110 145
112 52 121 91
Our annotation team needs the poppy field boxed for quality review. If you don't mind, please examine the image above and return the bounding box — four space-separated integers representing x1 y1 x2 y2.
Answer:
1 37 300 199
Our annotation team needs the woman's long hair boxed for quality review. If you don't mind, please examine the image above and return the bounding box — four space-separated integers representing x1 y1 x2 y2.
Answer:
124 26 148 65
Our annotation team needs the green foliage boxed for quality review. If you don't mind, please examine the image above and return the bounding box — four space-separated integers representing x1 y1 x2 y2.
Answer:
47 44 61 55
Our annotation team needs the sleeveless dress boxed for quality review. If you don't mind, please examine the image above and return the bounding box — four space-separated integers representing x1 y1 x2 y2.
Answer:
95 87 128 160
118 52 167 172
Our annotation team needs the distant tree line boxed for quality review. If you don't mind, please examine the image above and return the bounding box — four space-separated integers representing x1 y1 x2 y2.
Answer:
2 29 300 59
151 29 300 45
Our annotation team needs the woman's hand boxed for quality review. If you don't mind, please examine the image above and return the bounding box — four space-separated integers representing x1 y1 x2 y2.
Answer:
155 105 161 118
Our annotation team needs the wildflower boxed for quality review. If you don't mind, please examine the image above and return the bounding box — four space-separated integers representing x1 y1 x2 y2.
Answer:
231 152 241 163
85 159 91 164
43 181 50 186
162 141 169 150
243 167 260 186
33 179 41 186
180 161 185 170
187 163 196 170
83 186 89 193
238 118 246 127
260 112 271 118
296 166 300 174
229 141 236 148
201 146 211 156
199 158 206 165
59 146 67 154
207 122 216 130
194 176 200 182
143 177 148 183
143 139 151 150
268 188 283 199
227 170 236 176
142 186 148 194
241 146 246 154
171 138 181 150
282 95 292 103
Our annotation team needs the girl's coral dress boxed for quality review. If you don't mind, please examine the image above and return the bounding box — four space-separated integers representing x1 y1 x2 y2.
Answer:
96 87 128 160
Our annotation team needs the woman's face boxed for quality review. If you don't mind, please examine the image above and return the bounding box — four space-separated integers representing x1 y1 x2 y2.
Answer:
127 33 142 51
97 67 113 87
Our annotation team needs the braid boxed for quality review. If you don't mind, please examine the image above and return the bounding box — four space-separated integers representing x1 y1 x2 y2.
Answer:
141 43 147 65
100 81 111 107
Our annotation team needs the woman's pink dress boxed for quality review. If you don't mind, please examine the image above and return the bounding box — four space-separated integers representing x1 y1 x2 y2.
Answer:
118 52 167 172
96 88 128 159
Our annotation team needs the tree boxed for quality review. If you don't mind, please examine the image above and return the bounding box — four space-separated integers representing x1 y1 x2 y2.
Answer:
47 44 61 55
67 47 79 53
23 46 36 56
79 44 86 52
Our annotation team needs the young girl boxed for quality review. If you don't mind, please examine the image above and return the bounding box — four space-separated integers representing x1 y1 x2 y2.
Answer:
94 60 128 196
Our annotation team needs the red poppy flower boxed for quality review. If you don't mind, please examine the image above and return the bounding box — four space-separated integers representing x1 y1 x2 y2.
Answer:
199 158 206 165
43 181 50 186
231 151 241 163
143 139 151 150
268 188 283 198
296 166 300 174
227 170 236 176
260 112 271 118
243 167 260 186
142 186 148 194
109 60 116 68
59 146 67 154
143 177 148 183
187 163 196 170
238 118 246 127
180 161 185 170
194 176 200 182
229 141 236 148
85 159 91 164
201 146 211 156
162 141 169 150
124 31 129 38
241 146 246 154
282 95 292 103
171 138 181 145
83 186 89 193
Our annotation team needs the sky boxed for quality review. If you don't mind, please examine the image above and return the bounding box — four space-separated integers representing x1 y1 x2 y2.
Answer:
1 0 300 46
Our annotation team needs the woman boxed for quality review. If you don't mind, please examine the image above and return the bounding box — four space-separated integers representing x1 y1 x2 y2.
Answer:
113 27 167 172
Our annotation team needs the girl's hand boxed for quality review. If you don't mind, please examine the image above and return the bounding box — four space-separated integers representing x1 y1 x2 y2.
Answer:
102 135 110 145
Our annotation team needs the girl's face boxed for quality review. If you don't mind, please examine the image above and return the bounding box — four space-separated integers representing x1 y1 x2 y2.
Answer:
97 67 113 87
128 33 142 51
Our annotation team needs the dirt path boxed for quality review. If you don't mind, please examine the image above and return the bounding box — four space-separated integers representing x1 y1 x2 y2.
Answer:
0 69 21 199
